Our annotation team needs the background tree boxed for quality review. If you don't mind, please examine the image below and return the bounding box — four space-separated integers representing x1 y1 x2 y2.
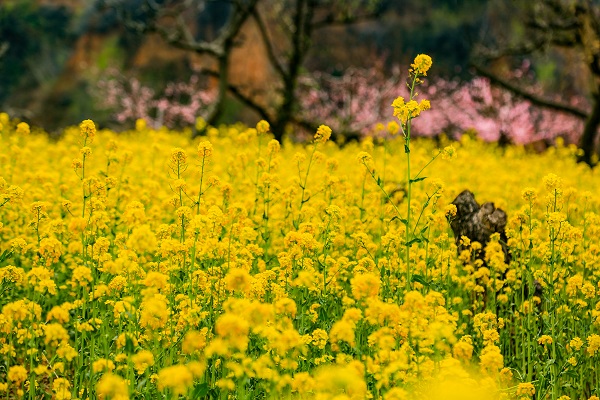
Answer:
472 0 600 166
244 0 381 140
105 0 381 140
0 0 75 120
105 0 260 128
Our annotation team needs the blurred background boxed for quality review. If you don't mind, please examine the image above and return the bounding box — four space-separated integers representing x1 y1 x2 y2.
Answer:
1 0 599 163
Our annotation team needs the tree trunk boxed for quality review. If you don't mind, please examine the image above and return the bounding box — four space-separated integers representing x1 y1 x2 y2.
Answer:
577 91 600 166
271 0 308 141
208 54 229 126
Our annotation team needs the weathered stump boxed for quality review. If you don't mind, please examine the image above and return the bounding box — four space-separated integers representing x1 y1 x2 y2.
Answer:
449 190 543 305
449 190 510 264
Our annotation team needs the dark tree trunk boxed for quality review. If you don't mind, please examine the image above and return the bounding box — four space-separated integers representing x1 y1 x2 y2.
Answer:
203 54 229 131
577 91 600 166
271 0 317 142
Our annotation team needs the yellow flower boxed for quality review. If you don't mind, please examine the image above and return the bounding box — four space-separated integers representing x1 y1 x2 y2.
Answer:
215 313 250 351
267 139 280 155
453 339 473 360
387 121 400 136
169 147 188 166
356 151 373 167
445 204 457 218
79 119 96 142
16 122 30 136
135 118 147 131
538 335 553 345
7 365 27 384
224 268 252 293
329 319 355 349
442 145 456 160
96 373 129 400
131 350 154 374
182 329 208 354
157 364 194 396
384 387 409 400
587 334 600 356
569 337 584 351
195 116 206 131
53 378 71 400
391 97 428 124
56 342 78 361
275 297 297 318
197 141 213 158
313 364 367 400
411 54 433 75
140 295 169 330
143 271 169 290
350 273 380 300
256 120 270 134
43 323 70 346
522 187 537 202
516 382 535 397
480 344 503 371
93 359 116 373
543 173 562 192
311 329 329 350
314 125 332 143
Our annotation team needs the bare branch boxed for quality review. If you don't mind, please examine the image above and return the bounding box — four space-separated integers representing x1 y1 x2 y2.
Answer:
252 8 286 78
228 84 272 121
197 67 272 122
472 63 589 119
312 11 382 30
135 0 259 57
473 38 547 62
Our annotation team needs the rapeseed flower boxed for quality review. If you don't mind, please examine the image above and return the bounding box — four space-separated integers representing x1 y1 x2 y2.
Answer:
411 54 433 75
16 122 30 136
131 350 154 374
7 365 27 384
96 373 129 400
314 125 332 143
157 364 193 396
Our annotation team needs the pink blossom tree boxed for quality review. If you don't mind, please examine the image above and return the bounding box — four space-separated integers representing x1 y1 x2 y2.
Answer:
97 69 216 129
298 62 587 146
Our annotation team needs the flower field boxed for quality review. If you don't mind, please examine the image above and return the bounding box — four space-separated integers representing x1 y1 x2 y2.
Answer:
1 60 600 399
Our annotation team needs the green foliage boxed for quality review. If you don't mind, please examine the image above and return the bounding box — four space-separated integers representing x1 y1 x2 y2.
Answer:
0 0 75 102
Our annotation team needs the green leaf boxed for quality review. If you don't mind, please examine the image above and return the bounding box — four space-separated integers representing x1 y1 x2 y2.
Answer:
125 336 135 354
0 250 12 263
410 177 427 183
136 378 148 390
390 216 408 226
411 274 429 286
406 238 422 246
192 383 210 398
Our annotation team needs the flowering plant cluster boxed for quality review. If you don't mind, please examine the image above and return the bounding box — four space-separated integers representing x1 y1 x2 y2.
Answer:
0 56 599 400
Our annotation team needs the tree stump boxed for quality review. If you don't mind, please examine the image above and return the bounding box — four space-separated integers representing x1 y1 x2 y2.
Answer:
449 190 510 264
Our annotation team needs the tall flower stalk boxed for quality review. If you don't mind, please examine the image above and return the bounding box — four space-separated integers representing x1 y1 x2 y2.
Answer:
390 54 432 290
